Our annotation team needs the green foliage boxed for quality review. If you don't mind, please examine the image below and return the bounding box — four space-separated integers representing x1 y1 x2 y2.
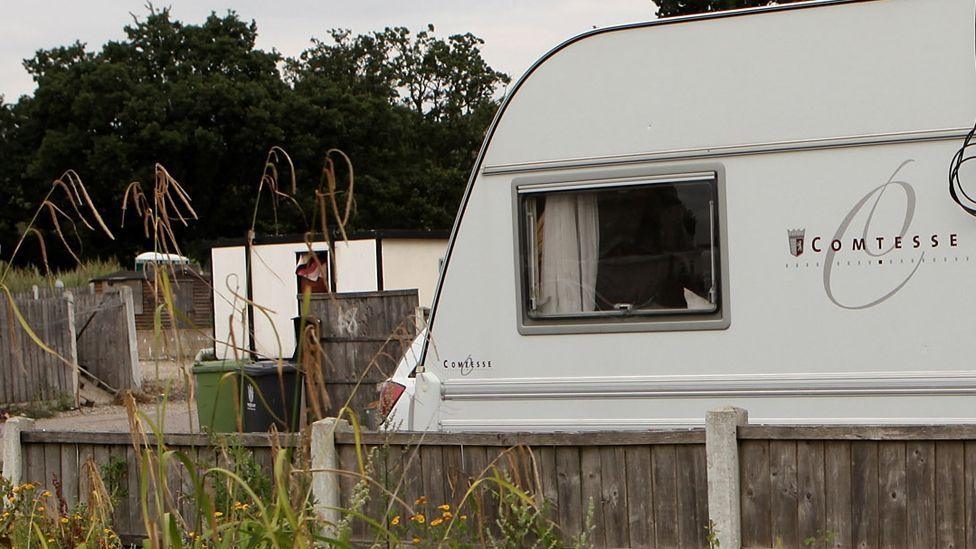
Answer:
0 7 508 269
99 455 129 505
653 0 805 18
211 438 273 514
0 478 119 548
0 259 121 293
0 393 75 420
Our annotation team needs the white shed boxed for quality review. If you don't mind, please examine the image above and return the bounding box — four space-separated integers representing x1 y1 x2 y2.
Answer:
209 231 448 360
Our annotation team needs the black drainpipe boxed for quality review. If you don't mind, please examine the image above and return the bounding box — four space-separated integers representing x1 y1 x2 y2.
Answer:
244 230 257 360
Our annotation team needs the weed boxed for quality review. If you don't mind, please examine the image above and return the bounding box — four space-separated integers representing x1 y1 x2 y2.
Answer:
99 456 128 505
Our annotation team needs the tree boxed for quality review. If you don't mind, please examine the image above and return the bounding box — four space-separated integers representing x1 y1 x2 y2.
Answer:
285 25 509 231
0 9 509 267
654 0 804 18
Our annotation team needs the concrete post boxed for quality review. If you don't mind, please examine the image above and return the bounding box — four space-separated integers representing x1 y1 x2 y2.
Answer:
311 418 350 529
706 406 749 549
2 417 35 485
119 286 142 388
63 291 80 408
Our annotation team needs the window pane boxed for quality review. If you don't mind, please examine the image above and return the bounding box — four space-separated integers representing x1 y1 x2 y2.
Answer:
524 179 719 318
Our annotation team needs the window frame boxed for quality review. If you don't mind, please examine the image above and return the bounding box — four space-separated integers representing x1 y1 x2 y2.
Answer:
512 163 731 335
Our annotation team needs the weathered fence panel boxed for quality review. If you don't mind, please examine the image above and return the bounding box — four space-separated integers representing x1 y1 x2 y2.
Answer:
0 291 77 405
74 286 140 391
18 431 299 543
332 430 709 547
307 290 419 419
738 426 976 548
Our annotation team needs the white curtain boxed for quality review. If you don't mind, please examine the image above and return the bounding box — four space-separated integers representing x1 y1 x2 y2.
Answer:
539 193 600 314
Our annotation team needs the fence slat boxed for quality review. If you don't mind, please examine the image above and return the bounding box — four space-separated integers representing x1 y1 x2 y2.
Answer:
936 441 966 548
770 440 799 547
824 441 853 547
852 441 880 548
906 441 936 547
600 446 629 548
740 439 771 548
675 444 704 547
651 445 679 548
879 442 908 548
797 441 826 546
555 446 582 545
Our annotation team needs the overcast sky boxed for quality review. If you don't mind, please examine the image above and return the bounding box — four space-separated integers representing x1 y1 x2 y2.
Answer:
0 1 656 101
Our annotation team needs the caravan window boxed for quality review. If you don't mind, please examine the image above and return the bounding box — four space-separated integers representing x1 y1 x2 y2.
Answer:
519 175 722 326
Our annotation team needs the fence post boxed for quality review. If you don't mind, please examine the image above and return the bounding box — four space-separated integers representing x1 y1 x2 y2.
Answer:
119 286 142 389
706 406 749 549
63 291 80 407
311 418 350 530
2 417 35 485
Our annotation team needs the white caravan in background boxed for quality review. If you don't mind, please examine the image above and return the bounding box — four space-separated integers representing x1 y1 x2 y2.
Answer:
381 0 976 431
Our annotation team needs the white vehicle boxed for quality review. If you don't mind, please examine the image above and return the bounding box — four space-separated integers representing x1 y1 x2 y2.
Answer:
381 0 976 431
134 252 190 271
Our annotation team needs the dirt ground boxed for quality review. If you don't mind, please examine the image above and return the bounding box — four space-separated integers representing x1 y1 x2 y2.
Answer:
33 359 199 433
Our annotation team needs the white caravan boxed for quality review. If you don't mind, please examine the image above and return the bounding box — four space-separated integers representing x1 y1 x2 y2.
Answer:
383 0 976 431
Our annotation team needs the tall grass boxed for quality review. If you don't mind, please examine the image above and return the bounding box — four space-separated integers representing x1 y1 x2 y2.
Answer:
0 259 122 294
0 149 595 548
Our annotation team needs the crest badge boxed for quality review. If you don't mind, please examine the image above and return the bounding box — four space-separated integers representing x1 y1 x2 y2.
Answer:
788 229 805 257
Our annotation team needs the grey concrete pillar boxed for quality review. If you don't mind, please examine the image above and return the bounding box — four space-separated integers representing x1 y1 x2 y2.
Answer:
63 291 80 407
311 418 350 530
118 286 142 388
2 417 35 485
706 406 749 549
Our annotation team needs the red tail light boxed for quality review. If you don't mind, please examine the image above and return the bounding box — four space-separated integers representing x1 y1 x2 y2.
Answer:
378 381 406 418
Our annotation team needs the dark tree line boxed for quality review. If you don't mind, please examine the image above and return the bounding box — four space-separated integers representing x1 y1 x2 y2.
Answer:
654 0 803 18
0 8 509 267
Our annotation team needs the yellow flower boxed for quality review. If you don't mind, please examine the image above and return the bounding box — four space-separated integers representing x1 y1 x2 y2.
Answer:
103 528 111 534
60 517 69 524
40 491 51 498
47 539 54 543
213 511 223 518
411 513 426 524
23 484 34 491
437 504 450 511
460 515 468 521
391 515 400 526
414 496 427 505
187 531 195 538
442 511 453 520
412 537 421 544
37 506 45 512
430 518 443 527
11 486 19 494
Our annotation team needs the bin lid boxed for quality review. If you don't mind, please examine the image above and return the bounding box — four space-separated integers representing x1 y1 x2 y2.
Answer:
191 359 249 374
242 360 298 376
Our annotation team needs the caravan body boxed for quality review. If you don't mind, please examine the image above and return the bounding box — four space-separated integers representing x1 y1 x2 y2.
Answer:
392 0 976 431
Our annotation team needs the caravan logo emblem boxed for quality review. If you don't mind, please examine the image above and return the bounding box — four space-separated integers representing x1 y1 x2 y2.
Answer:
786 160 962 310
788 229 805 257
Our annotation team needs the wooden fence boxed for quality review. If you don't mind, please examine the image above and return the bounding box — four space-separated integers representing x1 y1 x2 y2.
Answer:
0 291 77 405
15 419 976 547
330 429 710 547
0 286 139 406
738 426 976 549
307 290 418 420
74 287 140 391
15 429 298 543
